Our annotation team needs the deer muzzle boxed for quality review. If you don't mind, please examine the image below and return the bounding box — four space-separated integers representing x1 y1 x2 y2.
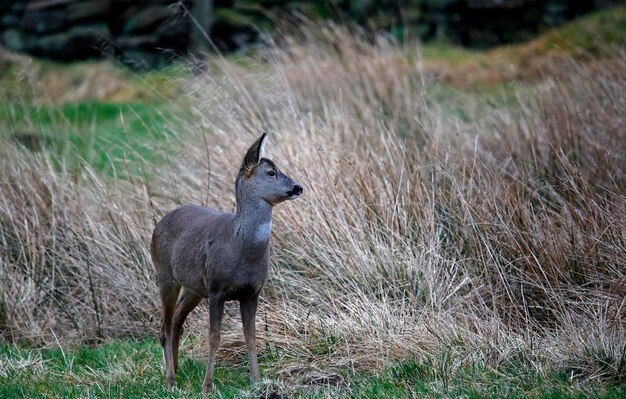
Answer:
287 184 303 199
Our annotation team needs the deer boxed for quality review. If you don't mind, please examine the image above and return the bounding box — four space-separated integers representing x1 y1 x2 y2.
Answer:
150 133 303 392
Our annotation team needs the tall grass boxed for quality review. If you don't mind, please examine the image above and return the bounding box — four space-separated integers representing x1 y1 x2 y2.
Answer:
1 26 624 388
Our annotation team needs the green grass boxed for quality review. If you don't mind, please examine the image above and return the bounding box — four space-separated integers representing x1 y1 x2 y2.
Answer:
0 101 177 176
541 6 626 54
414 6 626 88
2 339 625 398
0 56 188 177
420 43 488 65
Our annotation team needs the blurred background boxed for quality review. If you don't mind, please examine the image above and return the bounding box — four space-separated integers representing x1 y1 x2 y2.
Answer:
0 0 622 68
1 2 626 398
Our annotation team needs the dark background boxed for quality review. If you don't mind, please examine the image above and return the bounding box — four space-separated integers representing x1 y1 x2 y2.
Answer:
0 0 622 68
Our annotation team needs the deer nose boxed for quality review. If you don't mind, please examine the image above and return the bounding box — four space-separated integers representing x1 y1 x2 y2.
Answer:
289 184 303 198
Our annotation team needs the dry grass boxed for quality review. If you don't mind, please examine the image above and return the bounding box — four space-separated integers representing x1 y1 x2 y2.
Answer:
0 54 183 106
1 25 625 387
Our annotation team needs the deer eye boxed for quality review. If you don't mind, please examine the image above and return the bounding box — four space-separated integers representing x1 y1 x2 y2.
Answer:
267 170 276 177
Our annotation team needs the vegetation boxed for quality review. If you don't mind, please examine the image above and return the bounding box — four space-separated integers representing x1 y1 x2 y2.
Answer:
1 101 176 175
1 9 625 398
3 339 626 398
421 6 626 86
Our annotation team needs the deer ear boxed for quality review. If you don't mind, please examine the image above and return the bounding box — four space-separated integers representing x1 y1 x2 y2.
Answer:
242 132 268 170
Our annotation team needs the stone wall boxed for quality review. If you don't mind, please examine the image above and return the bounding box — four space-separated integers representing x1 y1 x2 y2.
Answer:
0 0 619 67
0 0 189 68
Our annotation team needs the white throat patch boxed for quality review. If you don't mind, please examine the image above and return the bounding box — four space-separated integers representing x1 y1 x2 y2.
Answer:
255 221 272 243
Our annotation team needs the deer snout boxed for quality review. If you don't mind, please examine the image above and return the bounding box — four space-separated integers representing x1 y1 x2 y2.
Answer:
288 184 303 199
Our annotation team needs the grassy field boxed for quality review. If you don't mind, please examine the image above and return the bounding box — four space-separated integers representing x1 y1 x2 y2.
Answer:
1 101 176 176
1 7 625 398
3 339 626 398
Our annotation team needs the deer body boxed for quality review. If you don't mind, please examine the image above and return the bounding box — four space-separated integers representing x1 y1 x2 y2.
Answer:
151 133 302 392
155 205 269 300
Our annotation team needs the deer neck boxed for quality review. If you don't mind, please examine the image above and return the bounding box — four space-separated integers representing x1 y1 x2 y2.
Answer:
234 197 273 250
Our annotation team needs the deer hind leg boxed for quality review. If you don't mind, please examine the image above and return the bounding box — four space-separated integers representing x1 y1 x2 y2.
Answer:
159 283 181 388
202 293 225 393
171 287 203 372
240 295 260 383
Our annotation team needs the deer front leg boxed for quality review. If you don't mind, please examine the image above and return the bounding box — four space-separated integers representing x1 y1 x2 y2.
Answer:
202 294 225 393
240 295 260 384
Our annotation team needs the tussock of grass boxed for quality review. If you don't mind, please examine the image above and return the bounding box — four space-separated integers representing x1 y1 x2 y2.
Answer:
1 22 625 396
